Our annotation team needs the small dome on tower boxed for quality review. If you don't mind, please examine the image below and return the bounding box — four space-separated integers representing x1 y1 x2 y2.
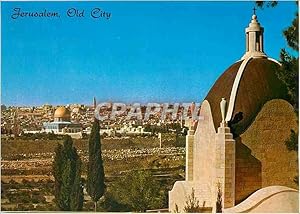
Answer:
204 13 290 136
242 13 266 59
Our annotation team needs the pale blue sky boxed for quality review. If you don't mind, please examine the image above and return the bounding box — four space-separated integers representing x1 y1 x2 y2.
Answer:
1 1 298 106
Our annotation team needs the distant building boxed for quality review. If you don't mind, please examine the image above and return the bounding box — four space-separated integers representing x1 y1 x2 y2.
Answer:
43 106 82 138
1 104 7 111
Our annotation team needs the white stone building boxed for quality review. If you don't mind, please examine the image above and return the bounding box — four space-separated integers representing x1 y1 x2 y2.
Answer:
43 106 82 139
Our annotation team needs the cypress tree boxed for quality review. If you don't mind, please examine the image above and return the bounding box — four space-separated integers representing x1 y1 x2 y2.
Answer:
52 135 83 211
87 119 105 211
53 143 65 209
70 159 84 211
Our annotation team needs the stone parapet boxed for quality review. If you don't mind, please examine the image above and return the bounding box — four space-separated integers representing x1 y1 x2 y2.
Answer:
186 130 194 181
215 125 235 209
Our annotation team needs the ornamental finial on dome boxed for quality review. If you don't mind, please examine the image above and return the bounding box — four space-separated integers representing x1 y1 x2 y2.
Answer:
241 9 267 59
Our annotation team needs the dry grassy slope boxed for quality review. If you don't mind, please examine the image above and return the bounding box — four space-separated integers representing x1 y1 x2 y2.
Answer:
1 136 166 156
235 99 298 204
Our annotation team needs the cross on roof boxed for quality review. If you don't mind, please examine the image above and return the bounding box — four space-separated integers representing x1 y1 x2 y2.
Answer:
253 7 256 15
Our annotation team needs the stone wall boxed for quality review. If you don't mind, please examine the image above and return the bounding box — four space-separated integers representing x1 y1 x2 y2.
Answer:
169 100 217 212
215 125 236 208
224 186 299 213
193 100 216 184
185 130 194 181
235 99 298 204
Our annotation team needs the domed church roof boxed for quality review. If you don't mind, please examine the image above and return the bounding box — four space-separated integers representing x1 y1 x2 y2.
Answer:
206 58 288 136
205 13 289 136
54 106 71 119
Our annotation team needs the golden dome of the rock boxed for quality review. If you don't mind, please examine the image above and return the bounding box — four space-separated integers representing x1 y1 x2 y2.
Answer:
54 106 71 119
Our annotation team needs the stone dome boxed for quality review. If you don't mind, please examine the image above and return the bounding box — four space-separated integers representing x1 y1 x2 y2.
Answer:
205 58 289 136
54 106 71 119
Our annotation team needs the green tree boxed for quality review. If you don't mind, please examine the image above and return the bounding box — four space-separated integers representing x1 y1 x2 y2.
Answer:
87 119 106 212
256 1 278 8
52 135 83 211
98 191 130 212
256 1 299 111
277 10 299 111
285 129 298 152
277 48 299 110
285 129 299 185
111 170 164 212
70 159 84 211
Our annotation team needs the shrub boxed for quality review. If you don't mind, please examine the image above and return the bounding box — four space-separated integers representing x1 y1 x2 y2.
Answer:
216 183 222 213
183 188 202 213
110 170 164 212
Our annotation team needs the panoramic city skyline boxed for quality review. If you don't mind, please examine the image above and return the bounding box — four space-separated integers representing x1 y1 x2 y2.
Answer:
2 1 298 106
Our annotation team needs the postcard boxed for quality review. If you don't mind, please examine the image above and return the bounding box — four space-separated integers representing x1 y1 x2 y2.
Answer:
1 0 299 212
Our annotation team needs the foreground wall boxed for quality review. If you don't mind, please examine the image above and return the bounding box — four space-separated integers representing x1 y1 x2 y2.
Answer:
224 186 299 213
235 99 298 203
169 100 217 212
